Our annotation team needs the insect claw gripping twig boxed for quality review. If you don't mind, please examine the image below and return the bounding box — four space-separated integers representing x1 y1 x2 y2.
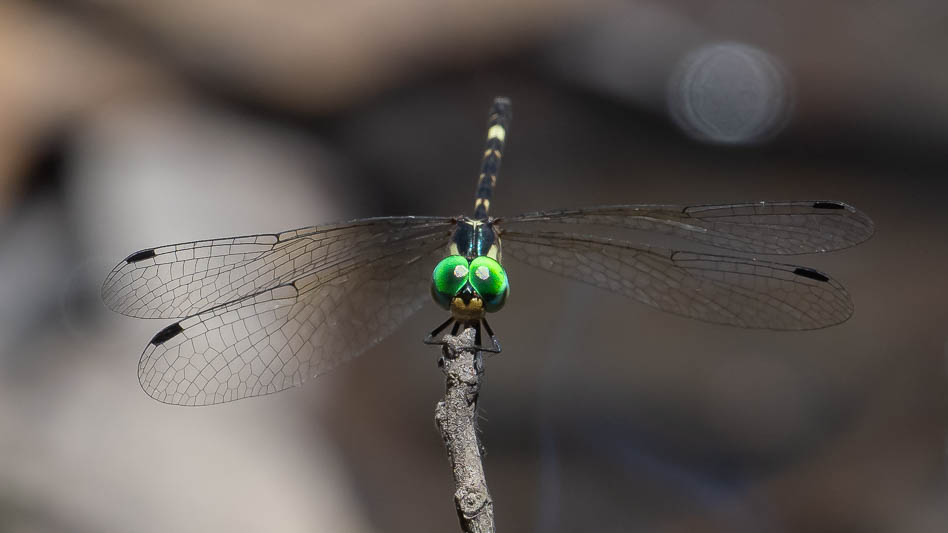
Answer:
423 318 502 354
481 318 501 353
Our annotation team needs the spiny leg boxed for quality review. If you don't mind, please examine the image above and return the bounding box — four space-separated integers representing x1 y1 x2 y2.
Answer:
481 317 502 353
424 316 456 345
424 317 500 353
481 317 496 338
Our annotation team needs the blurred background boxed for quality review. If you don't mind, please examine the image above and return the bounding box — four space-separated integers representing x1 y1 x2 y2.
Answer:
1 0 946 531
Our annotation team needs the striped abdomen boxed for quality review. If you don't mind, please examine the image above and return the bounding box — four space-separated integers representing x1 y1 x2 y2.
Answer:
473 97 512 219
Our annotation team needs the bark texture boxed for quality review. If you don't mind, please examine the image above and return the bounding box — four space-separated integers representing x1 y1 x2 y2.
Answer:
435 328 495 533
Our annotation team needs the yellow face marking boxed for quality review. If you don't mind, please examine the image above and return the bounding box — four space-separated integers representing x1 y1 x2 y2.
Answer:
487 124 506 143
451 296 485 320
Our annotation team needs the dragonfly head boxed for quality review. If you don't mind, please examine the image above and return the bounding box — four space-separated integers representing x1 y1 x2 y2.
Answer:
431 255 509 319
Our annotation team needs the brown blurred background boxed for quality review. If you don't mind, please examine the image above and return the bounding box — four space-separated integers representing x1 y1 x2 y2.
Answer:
1 1 947 531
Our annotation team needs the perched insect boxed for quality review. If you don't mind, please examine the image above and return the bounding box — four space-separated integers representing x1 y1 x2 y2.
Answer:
103 97 873 406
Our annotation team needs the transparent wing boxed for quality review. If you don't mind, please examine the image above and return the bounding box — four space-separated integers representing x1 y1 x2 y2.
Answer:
500 231 853 330
103 216 454 319
501 201 873 255
136 228 451 405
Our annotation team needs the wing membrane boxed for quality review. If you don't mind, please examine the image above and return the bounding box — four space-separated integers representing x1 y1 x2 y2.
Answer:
501 231 853 330
137 228 450 405
501 201 873 255
103 216 453 319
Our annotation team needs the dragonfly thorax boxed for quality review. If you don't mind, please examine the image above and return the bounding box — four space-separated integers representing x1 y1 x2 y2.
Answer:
449 216 501 261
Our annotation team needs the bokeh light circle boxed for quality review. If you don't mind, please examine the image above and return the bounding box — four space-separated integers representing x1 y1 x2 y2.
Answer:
668 42 793 145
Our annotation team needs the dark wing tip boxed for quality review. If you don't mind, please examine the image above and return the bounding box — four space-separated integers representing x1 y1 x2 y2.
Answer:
792 267 830 282
813 201 875 246
125 249 157 263
150 322 184 345
812 201 846 210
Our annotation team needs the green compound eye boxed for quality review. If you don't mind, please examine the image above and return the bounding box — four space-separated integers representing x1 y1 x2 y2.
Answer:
469 256 509 312
431 255 470 310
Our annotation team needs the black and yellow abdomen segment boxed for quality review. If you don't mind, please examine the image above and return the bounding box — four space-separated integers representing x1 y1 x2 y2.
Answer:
473 97 512 219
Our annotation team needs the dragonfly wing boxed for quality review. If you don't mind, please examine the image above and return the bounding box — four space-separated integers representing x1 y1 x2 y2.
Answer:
137 229 450 405
502 201 873 255
500 231 853 330
103 216 453 319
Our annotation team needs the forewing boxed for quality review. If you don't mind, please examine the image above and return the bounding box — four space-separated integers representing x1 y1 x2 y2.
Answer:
501 231 853 330
103 216 453 318
502 201 873 255
137 229 450 405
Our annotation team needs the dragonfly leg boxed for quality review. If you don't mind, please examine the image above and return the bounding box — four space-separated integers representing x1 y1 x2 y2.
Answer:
478 318 502 353
463 320 500 353
477 318 500 353
423 316 500 354
424 316 456 345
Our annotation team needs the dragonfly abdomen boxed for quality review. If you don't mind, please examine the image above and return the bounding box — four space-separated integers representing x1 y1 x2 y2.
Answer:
473 97 511 219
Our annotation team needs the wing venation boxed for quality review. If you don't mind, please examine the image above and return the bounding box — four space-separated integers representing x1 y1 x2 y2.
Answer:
103 216 453 319
502 200 873 255
137 228 451 405
501 231 853 330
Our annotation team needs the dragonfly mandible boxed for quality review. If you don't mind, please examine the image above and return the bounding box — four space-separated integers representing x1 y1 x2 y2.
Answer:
103 97 874 406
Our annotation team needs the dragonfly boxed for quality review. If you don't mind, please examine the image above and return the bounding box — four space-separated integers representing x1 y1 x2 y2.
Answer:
103 97 873 406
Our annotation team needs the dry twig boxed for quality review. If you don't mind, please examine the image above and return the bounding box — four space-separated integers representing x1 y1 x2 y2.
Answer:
435 328 495 533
